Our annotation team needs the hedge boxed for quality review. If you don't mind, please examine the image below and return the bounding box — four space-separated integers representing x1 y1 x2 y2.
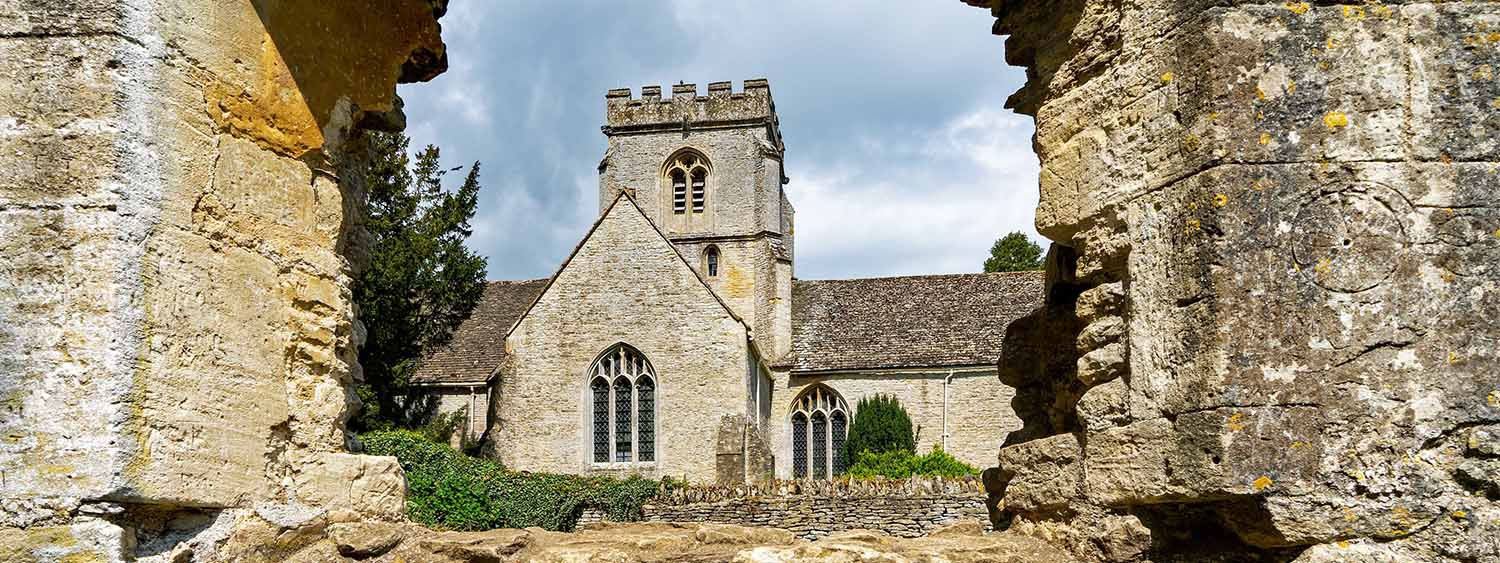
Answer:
845 446 979 479
360 430 669 531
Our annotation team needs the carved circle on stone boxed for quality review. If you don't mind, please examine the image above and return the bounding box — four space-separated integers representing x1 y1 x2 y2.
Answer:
1291 183 1410 293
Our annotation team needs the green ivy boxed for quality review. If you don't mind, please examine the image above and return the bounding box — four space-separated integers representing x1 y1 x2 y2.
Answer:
845 446 979 479
360 430 671 531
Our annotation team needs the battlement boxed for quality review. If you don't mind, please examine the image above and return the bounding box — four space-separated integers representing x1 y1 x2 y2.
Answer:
604 79 780 141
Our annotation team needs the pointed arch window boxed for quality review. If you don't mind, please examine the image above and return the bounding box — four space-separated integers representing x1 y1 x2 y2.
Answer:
665 150 709 215
589 344 657 465
789 385 849 479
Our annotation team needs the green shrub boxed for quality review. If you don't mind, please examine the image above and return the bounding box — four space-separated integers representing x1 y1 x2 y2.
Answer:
842 394 915 464
845 446 979 479
360 430 669 531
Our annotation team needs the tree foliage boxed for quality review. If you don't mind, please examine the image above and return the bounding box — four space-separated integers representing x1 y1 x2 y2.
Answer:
983 231 1044 273
361 430 670 531
842 395 916 465
354 131 489 430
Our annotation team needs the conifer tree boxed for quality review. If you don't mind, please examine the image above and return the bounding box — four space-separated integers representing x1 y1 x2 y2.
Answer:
353 131 488 430
842 395 916 466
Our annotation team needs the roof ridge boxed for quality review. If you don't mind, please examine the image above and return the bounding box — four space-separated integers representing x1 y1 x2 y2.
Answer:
795 270 1042 283
484 278 550 285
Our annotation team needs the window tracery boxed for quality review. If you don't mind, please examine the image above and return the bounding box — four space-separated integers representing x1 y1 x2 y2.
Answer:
665 150 709 214
589 344 656 465
789 385 849 479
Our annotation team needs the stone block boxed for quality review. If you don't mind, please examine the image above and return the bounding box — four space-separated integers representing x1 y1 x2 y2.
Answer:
1084 418 1172 505
1405 5 1500 162
293 453 407 521
998 433 1082 512
0 517 130 563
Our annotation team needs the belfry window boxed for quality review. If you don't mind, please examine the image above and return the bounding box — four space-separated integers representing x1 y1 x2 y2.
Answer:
664 150 709 215
671 170 687 213
589 344 657 464
705 246 720 277
789 385 849 479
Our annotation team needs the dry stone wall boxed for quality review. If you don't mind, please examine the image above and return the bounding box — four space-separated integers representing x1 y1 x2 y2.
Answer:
582 478 989 540
0 1 447 561
967 1 1500 561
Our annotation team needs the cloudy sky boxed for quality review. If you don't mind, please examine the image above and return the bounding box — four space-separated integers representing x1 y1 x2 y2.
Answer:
399 1 1039 281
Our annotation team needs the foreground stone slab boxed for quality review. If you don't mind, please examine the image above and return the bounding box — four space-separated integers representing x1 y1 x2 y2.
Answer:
253 521 1073 563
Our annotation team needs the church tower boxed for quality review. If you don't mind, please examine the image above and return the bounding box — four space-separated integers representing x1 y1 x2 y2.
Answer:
597 79 794 361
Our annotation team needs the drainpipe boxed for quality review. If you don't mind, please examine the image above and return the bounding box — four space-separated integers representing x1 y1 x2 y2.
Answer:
941 370 956 451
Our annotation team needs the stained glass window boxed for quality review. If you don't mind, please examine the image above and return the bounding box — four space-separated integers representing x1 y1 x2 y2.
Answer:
589 344 657 466
614 376 632 462
637 377 655 462
812 412 828 479
791 412 808 479
788 385 848 479
592 378 610 462
831 411 848 475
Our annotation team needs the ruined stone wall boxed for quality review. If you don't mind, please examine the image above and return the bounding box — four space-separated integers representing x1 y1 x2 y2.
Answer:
968 1 1500 561
580 477 988 540
0 1 447 560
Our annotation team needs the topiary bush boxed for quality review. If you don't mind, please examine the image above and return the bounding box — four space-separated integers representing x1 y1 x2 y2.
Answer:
360 430 670 531
845 446 980 479
841 394 915 464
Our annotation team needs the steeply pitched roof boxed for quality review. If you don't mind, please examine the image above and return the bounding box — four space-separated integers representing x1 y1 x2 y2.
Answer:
784 271 1044 373
409 279 548 386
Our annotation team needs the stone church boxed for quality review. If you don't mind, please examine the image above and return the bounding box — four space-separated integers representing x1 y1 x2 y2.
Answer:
410 79 1040 483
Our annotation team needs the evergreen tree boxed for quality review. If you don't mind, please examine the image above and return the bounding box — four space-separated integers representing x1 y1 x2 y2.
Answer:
983 231 1044 273
354 131 489 430
842 395 916 466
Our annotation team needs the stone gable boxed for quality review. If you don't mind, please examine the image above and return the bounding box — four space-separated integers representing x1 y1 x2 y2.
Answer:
495 194 755 481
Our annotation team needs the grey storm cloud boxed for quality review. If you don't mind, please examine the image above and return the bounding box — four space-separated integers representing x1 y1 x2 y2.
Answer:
398 0 1040 281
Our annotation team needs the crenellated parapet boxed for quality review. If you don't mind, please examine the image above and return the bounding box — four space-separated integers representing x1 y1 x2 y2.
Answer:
604 79 782 148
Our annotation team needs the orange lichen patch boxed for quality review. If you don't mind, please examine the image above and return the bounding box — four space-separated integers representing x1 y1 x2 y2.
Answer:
1324 111 1350 129
1183 134 1203 153
1338 541 1351 549
1259 132 1273 146
1491 97 1500 110
1184 219 1202 234
1326 37 1340 50
1488 392 1498 407
1492 228 1500 238
1227 412 1246 431
1253 476 1274 491
1256 86 1267 101
1342 5 1366 19
1473 65 1494 81
1213 194 1229 208
1290 440 1309 449
1314 257 1333 276
1441 154 1455 165
1448 350 1462 365
1452 510 1468 520
1161 71 1175 84
1286 80 1297 94
1285 2 1311 15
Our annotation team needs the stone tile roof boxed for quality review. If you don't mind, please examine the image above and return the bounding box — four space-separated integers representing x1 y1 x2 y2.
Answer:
784 271 1044 373
409 278 548 386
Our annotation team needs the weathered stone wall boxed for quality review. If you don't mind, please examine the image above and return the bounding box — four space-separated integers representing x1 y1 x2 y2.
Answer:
771 367 1022 477
967 1 1500 561
582 478 988 540
497 196 753 481
0 1 446 560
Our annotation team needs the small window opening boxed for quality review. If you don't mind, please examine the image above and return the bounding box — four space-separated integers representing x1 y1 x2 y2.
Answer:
706 246 720 277
691 169 706 212
672 170 687 214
